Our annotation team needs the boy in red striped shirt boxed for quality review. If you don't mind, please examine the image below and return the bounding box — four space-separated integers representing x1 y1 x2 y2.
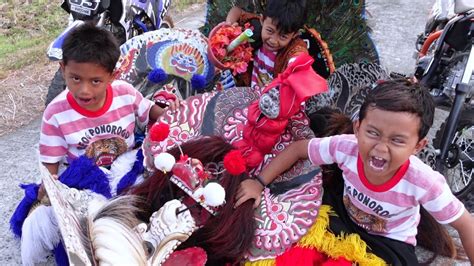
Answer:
39 23 179 192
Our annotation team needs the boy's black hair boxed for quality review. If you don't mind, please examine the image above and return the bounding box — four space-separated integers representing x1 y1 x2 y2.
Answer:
62 22 120 73
359 79 435 140
263 0 307 34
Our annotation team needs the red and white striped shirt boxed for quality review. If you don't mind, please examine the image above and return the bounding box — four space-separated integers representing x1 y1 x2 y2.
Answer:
40 80 153 164
308 134 464 245
251 47 277 90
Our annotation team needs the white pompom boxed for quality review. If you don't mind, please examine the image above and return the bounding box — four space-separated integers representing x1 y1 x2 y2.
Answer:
154 152 176 172
193 187 204 199
202 182 226 207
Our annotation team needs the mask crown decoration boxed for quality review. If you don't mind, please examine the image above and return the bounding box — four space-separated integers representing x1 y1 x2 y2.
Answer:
149 122 246 215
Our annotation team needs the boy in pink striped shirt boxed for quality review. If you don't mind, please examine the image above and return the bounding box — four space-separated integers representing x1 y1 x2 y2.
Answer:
39 24 179 192
16 24 183 265
235 80 474 264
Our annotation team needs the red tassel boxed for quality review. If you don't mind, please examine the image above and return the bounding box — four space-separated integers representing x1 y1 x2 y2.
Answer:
149 122 170 142
223 150 246 175
276 246 326 266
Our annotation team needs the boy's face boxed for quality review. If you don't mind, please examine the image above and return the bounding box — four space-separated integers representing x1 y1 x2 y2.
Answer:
353 107 428 184
260 17 299 52
60 60 115 111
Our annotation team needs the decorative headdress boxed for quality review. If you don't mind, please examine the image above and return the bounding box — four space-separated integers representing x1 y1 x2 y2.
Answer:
116 28 215 94
149 122 246 215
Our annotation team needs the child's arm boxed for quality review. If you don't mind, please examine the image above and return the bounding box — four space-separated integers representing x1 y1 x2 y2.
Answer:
43 162 59 175
148 98 183 123
226 6 245 25
450 210 474 263
234 139 310 208
38 162 59 200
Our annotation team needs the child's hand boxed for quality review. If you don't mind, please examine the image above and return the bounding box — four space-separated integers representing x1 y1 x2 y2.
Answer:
234 179 264 209
37 175 58 200
224 21 239 27
37 183 46 200
167 98 184 113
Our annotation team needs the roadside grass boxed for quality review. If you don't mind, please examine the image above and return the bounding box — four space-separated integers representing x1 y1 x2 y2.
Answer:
171 0 205 11
0 0 206 79
0 0 66 78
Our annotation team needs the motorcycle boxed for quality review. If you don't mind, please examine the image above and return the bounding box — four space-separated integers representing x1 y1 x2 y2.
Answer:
414 0 473 209
45 0 173 105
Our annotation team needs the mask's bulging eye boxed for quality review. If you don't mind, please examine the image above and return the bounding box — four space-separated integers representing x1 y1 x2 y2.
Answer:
259 86 280 119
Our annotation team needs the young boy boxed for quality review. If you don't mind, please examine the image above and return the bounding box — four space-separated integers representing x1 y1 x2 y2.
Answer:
234 80 474 264
226 0 308 89
17 23 180 265
40 23 179 176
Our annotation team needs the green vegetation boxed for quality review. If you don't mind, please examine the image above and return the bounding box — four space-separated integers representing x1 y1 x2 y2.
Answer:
0 0 66 76
0 0 206 77
171 0 205 11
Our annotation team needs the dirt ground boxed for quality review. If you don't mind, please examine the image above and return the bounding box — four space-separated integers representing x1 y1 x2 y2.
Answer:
0 62 57 136
0 3 205 137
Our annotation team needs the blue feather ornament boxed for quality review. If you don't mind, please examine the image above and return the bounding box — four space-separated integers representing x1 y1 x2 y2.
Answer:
191 74 207 92
148 68 168 83
9 183 40 237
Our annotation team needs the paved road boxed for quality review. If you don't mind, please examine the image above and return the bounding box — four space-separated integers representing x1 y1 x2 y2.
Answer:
366 0 433 74
1 1 468 265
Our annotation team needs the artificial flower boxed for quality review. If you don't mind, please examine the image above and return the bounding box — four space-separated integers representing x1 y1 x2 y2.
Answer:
209 24 253 75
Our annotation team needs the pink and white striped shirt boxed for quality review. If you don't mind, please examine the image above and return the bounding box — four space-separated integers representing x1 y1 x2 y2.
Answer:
308 134 464 245
251 47 277 90
40 80 153 164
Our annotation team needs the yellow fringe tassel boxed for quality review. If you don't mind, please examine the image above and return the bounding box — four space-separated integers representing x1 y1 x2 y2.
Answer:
246 205 387 266
244 258 275 266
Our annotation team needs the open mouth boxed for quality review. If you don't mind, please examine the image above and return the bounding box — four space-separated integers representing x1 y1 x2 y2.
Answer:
152 90 177 108
95 153 115 167
78 97 93 105
369 156 387 172
264 42 277 51
155 98 169 108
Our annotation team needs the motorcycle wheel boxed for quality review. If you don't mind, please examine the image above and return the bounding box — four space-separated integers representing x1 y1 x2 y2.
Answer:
45 68 66 106
433 110 474 211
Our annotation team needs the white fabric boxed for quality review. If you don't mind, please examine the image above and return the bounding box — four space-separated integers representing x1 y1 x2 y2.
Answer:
21 205 60 265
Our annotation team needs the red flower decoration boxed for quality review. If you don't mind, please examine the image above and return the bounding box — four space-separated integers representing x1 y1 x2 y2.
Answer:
197 169 208 181
209 24 253 75
223 150 246 175
149 122 170 142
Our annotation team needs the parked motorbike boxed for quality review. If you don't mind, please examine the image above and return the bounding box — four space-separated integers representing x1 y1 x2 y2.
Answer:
45 0 173 105
414 0 473 209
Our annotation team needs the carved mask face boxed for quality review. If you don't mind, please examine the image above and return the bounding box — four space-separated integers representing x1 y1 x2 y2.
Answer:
85 137 128 167
259 86 280 119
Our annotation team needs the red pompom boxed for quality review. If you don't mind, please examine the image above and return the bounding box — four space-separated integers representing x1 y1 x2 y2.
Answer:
149 122 170 142
223 150 246 175
276 246 325 266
